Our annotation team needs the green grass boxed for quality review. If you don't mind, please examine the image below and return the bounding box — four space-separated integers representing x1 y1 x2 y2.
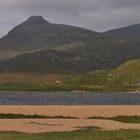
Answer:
0 113 78 119
0 129 140 140
0 113 47 119
0 82 108 92
29 122 63 126
88 116 140 123
66 59 140 92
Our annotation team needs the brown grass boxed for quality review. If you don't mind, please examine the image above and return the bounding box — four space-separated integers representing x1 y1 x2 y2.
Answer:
0 73 76 83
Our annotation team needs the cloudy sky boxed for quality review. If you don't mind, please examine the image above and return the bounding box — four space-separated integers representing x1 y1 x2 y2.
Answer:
0 0 140 37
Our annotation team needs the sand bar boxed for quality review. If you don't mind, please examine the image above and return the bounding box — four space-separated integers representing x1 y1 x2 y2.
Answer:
0 105 140 133
0 119 140 133
0 105 140 118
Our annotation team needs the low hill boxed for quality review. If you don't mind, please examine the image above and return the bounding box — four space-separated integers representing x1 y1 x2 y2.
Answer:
107 59 140 87
68 59 140 91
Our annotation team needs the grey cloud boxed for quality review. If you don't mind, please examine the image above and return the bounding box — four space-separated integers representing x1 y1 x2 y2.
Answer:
0 0 140 37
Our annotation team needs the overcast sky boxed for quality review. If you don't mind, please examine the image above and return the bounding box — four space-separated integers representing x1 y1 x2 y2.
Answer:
0 0 140 37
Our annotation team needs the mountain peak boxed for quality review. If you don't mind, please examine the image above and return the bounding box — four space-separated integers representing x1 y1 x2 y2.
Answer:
28 16 47 21
21 16 50 27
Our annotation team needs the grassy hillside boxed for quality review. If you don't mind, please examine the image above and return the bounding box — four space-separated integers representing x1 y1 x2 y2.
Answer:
0 73 78 91
0 59 139 92
67 59 140 92
107 59 140 87
0 73 76 83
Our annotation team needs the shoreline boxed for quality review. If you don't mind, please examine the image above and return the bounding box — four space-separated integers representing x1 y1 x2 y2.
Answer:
0 105 140 118
0 90 139 94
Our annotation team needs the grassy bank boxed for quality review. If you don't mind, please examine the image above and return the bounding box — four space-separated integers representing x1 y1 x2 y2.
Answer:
88 116 140 123
0 82 136 92
0 113 78 119
0 128 140 140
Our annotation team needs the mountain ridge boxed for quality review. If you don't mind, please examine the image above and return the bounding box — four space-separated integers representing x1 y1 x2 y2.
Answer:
105 23 140 38
0 16 139 73
0 16 98 50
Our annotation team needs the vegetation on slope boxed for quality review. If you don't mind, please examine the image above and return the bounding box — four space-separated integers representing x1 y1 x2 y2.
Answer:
0 59 139 92
0 129 140 140
88 116 140 123
67 59 140 92
0 113 78 119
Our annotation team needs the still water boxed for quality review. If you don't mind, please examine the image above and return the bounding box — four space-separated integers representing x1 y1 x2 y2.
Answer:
0 91 140 105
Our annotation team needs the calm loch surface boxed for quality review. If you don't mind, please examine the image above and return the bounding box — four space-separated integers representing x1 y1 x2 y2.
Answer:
0 91 140 105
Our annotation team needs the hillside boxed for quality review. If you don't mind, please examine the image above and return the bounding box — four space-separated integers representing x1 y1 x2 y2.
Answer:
107 59 140 88
0 16 100 59
0 42 140 73
68 59 140 91
105 23 140 38
0 59 139 92
0 16 139 73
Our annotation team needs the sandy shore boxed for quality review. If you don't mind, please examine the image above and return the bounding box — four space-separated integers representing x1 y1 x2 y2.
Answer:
0 105 140 133
0 105 140 118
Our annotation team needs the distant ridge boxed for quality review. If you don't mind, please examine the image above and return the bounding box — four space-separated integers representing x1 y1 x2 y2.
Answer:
105 23 140 37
